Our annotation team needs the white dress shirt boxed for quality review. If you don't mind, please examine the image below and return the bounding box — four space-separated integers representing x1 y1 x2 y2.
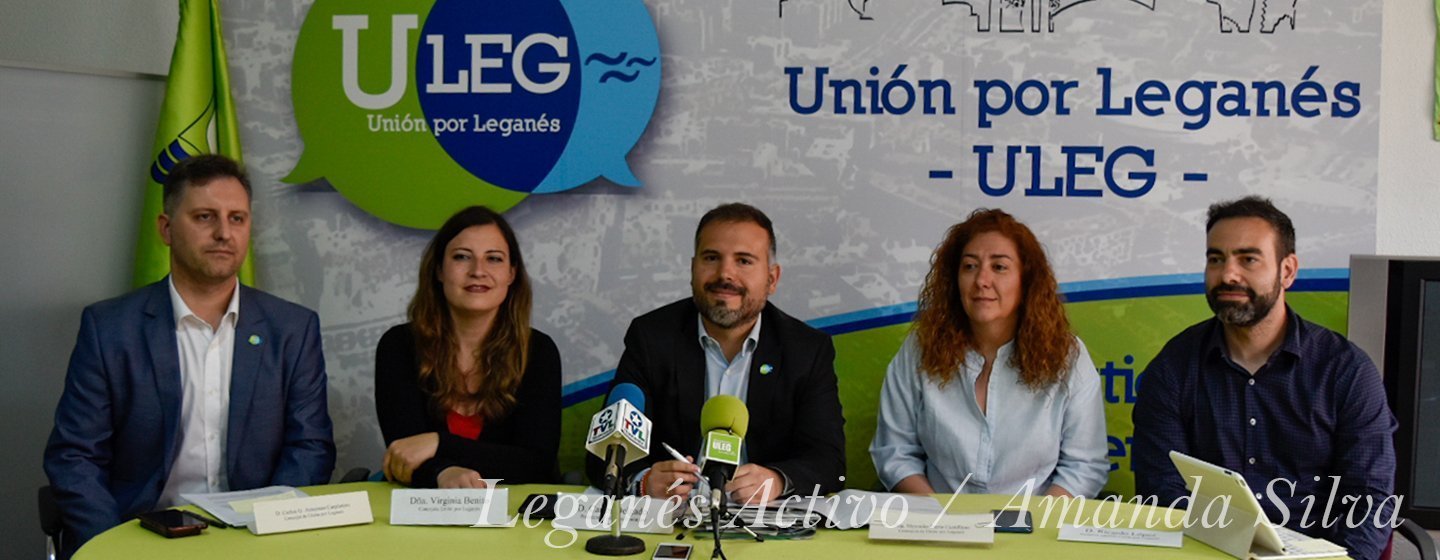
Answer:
156 277 239 507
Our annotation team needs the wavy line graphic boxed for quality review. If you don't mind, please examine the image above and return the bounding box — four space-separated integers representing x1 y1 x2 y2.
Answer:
624 57 656 67
599 70 640 83
585 51 628 65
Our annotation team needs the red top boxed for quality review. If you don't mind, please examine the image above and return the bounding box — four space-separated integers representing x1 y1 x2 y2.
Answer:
445 410 485 440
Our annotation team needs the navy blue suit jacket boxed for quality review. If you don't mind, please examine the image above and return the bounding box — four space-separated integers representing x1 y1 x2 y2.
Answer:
44 280 336 549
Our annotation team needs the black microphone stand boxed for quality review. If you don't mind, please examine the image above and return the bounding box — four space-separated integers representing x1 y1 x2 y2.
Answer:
586 446 646 556
710 487 729 560
704 473 764 559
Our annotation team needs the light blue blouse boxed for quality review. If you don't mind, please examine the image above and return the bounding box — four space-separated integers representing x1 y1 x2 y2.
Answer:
869 333 1109 497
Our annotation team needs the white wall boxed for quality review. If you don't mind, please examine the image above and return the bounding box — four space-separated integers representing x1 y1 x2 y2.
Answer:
1378 0 1440 256
0 4 173 556
0 1 1435 557
0 65 164 557
0 0 175 76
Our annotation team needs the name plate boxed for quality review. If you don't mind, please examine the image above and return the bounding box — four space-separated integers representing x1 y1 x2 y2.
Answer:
1058 524 1184 548
551 494 681 534
390 489 512 526
250 491 373 535
869 512 995 545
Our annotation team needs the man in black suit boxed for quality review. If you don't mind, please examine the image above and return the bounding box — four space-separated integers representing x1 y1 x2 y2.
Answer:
590 203 846 504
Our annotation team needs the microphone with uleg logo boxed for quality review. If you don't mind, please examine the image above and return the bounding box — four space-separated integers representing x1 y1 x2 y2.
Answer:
698 395 749 497
697 395 755 553
585 383 652 498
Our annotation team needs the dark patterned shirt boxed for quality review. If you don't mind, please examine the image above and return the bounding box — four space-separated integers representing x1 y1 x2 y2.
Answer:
1133 306 1397 560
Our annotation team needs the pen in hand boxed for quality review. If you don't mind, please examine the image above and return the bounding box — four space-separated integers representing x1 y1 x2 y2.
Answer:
662 442 697 492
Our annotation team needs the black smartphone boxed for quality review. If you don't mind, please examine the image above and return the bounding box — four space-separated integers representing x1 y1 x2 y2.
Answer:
991 509 1033 533
653 543 693 560
138 510 209 538
518 493 560 520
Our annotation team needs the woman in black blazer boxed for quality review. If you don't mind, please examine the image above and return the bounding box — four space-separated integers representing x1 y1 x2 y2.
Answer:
374 206 561 488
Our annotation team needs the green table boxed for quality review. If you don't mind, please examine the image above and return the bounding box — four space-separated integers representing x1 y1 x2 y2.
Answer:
76 482 1341 559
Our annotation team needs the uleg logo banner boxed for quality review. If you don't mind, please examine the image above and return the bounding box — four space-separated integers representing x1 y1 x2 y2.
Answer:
287 0 661 228
255 0 1380 496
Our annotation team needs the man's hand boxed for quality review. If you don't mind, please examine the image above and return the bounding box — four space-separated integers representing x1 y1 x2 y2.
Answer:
383 432 439 485
437 467 488 489
644 458 701 498
725 464 784 505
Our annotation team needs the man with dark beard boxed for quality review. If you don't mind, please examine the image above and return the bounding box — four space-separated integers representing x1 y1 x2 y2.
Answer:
1132 196 1396 560
587 203 845 504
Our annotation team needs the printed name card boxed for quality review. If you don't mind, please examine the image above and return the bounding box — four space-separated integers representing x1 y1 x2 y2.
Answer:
869 512 995 545
1058 524 1184 548
390 489 512 526
229 490 299 514
250 491 373 535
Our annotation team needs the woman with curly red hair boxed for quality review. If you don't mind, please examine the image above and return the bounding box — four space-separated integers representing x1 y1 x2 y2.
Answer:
870 209 1108 497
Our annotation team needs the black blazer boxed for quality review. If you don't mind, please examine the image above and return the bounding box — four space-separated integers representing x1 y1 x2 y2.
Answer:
587 299 846 496
374 324 562 487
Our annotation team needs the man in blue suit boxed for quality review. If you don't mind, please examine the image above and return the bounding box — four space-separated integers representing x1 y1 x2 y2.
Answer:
44 155 335 554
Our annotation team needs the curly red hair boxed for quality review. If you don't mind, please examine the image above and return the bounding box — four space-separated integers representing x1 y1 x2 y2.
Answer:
912 208 1077 390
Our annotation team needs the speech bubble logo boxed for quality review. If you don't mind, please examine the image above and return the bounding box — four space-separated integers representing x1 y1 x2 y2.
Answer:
416 0 580 193
287 0 524 229
535 0 661 193
287 0 661 227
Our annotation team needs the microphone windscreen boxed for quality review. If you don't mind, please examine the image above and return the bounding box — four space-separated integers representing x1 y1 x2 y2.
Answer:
700 395 749 437
607 382 647 414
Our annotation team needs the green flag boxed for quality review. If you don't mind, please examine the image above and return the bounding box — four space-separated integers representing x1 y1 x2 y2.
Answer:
134 0 253 287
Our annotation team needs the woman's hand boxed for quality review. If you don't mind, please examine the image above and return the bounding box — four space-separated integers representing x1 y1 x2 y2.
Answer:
437 467 488 489
892 474 937 495
383 432 440 485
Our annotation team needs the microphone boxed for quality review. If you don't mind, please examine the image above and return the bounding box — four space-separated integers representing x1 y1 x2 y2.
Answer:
699 395 749 496
585 383 653 497
698 395 753 556
584 383 652 556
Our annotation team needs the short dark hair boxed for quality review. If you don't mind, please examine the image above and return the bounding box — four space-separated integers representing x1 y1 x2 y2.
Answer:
1205 195 1296 257
694 202 777 260
162 154 253 215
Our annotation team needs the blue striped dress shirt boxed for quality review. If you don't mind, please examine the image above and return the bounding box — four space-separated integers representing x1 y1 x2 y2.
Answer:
871 333 1109 497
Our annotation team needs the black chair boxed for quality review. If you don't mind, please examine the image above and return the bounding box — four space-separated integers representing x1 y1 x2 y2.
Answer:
39 485 63 560
1395 518 1438 560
